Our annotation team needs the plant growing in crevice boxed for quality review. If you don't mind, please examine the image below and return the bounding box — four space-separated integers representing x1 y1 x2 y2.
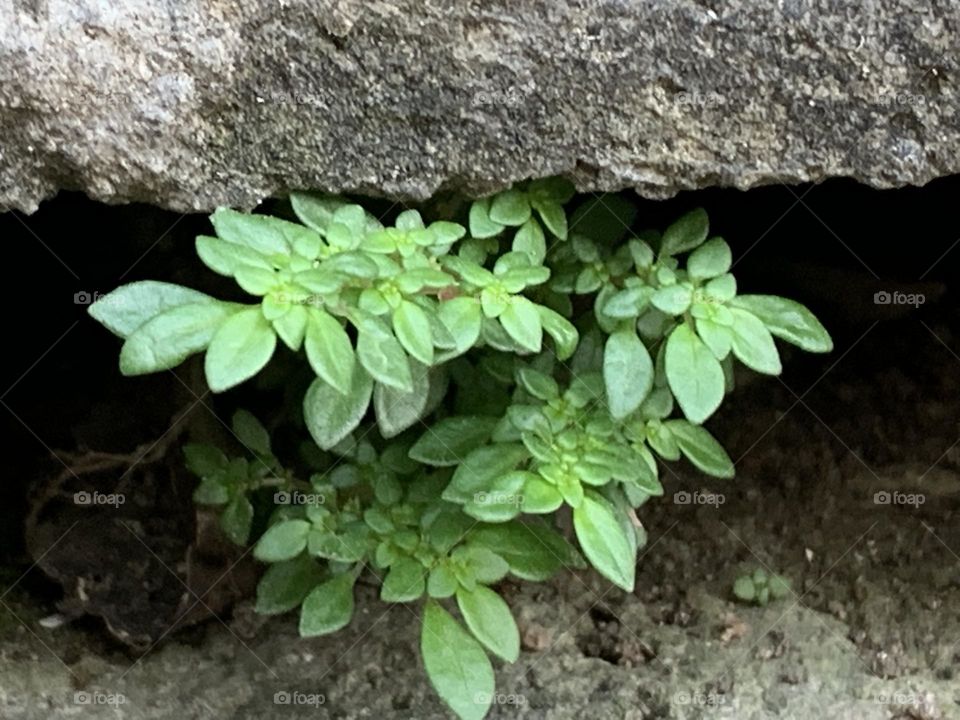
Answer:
89 178 831 720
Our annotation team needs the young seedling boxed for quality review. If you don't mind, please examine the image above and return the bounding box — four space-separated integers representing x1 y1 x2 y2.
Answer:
733 568 792 606
89 179 831 719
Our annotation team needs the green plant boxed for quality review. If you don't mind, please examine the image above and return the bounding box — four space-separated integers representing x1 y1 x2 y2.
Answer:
89 179 831 720
732 568 792 606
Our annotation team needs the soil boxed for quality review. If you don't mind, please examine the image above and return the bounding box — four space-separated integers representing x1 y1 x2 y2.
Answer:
2 182 960 719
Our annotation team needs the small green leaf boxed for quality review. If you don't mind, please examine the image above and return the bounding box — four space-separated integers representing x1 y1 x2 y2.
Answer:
374 362 431 438
442 444 528 503
516 367 559 401
733 576 756 602
533 201 568 240
421 601 495 720
527 176 575 205
357 329 413 392
427 564 459 598
211 208 298 257
729 308 782 375
119 303 236 376
437 297 483 359
88 281 217 338
255 555 326 615
469 197 505 238
220 495 253 545
665 323 725 424
660 208 709 257
381 557 425 602
457 585 520 662
304 366 373 450
393 300 434 366
410 416 498 466
469 521 582 581
254 519 311 562
521 476 564 514
183 444 227 478
537 306 579 360
665 420 734 479
457 546 510 585
695 317 733 360
232 409 271 455
305 308 356 395
299 571 356 637
195 235 272 276
603 329 653 420
730 295 833 353
500 297 542 352
204 307 277 392
489 189 531 226
573 491 636 591
688 237 732 279
193 477 229 506
651 285 693 316
273 303 308 351
513 218 547 264
768 575 792 599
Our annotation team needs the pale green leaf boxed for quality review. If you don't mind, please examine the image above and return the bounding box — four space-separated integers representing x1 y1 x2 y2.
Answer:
421 601 494 720
729 308 782 375
88 281 216 338
119 302 236 376
603 329 653 420
665 323 725 424
573 491 636 591
730 295 833 353
457 585 520 662
204 307 278 392
299 572 356 637
305 308 355 395
304 366 373 450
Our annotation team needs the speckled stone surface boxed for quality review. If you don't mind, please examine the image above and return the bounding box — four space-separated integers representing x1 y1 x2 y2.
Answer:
0 0 957 213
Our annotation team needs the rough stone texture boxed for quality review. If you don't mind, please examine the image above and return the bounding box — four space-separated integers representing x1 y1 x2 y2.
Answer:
0 0 958 214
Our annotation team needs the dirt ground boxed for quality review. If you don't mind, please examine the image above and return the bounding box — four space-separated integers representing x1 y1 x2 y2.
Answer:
0 308 958 720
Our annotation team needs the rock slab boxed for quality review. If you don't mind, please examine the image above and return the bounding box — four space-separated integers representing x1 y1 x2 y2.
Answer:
1 0 958 213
